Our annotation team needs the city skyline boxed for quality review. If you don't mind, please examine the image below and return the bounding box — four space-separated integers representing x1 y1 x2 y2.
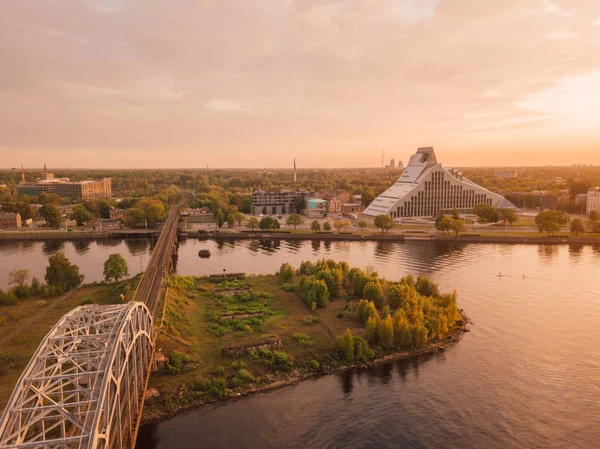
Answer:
2 0 600 168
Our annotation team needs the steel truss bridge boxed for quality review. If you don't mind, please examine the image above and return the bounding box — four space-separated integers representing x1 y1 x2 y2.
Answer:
0 196 190 449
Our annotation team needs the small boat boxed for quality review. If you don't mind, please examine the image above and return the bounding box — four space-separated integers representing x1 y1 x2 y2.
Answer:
198 249 211 258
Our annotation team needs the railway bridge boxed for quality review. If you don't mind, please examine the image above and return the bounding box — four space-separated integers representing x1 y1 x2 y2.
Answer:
0 196 190 449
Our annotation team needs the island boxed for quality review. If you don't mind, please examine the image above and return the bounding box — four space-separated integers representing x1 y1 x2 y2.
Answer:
142 259 469 422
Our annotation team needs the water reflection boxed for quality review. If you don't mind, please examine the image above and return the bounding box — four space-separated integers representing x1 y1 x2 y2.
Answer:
42 240 64 256
72 239 91 255
374 241 394 257
568 244 584 262
97 239 121 248
124 238 151 255
311 240 321 252
537 244 559 263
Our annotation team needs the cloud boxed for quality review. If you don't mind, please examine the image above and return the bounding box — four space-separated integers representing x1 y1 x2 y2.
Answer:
545 30 580 40
204 99 246 112
1 0 600 167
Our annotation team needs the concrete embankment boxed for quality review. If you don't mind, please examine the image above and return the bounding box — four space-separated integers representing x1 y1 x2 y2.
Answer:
428 235 600 245
181 231 406 242
0 230 160 241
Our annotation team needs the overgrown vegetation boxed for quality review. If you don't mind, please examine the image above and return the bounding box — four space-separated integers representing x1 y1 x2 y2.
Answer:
144 264 465 420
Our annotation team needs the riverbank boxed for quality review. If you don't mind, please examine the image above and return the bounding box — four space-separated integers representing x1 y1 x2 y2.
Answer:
183 230 600 245
0 229 160 241
183 230 406 242
141 311 469 424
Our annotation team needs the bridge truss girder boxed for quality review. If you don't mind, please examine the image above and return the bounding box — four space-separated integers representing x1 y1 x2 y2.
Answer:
0 302 153 449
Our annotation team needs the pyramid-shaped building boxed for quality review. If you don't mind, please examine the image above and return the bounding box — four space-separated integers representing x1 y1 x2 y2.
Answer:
364 147 519 218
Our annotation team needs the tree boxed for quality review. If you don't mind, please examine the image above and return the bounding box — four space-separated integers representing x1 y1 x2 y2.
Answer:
39 204 61 228
9 269 29 288
334 219 350 233
310 220 321 233
245 216 259 230
234 212 245 226
103 254 129 283
378 314 394 348
357 299 378 323
499 208 518 226
570 218 585 236
358 220 367 232
337 329 355 363
278 263 295 283
15 202 35 220
259 216 280 230
226 214 235 228
535 210 568 237
146 202 166 227
363 281 384 308
435 216 452 234
323 220 332 231
449 219 466 236
451 209 460 220
374 214 394 233
303 278 330 308
71 205 92 226
589 211 599 222
124 208 145 228
473 203 499 223
286 214 304 229
215 210 225 228
45 252 84 293
294 196 306 213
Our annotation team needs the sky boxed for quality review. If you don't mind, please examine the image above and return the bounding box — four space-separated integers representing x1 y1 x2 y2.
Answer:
1 0 600 169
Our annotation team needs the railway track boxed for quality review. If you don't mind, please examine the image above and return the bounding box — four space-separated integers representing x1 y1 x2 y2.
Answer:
133 194 192 318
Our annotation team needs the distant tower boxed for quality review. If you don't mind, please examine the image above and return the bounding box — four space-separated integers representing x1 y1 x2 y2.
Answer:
21 165 25 182
381 150 384 169
43 163 47 174
390 159 395 169
293 158 297 182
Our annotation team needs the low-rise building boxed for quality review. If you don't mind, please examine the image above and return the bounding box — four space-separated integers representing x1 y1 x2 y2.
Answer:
252 189 313 215
109 208 127 220
0 212 22 229
305 198 327 218
342 202 364 215
587 187 600 216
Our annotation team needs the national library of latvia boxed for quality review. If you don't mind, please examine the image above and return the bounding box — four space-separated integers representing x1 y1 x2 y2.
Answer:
364 147 519 218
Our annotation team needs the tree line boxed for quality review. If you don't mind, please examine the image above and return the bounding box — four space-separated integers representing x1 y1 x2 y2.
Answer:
0 253 130 306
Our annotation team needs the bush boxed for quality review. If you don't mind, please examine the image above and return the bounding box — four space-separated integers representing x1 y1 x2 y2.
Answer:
302 278 330 308
282 283 296 292
309 359 320 370
278 263 296 283
0 290 18 306
164 350 191 375
302 315 320 325
292 332 313 346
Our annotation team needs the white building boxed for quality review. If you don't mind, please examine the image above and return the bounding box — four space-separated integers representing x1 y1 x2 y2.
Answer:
364 147 519 218
587 187 600 216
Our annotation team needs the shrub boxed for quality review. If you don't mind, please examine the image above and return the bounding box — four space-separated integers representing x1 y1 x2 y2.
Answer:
292 332 313 346
363 281 384 308
278 263 296 283
302 278 330 308
309 359 320 370
165 350 191 375
282 283 296 292
415 276 440 298
302 315 320 325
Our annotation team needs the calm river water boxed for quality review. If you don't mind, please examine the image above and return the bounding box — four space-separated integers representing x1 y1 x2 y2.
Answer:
1 238 600 448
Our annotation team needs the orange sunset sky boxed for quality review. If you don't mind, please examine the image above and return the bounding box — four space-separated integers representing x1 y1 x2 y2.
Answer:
1 0 600 168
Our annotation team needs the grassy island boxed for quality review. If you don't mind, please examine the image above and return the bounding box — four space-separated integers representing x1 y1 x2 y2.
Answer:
143 260 469 422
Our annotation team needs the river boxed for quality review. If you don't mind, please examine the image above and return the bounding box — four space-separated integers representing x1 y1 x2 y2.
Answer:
1 238 600 448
